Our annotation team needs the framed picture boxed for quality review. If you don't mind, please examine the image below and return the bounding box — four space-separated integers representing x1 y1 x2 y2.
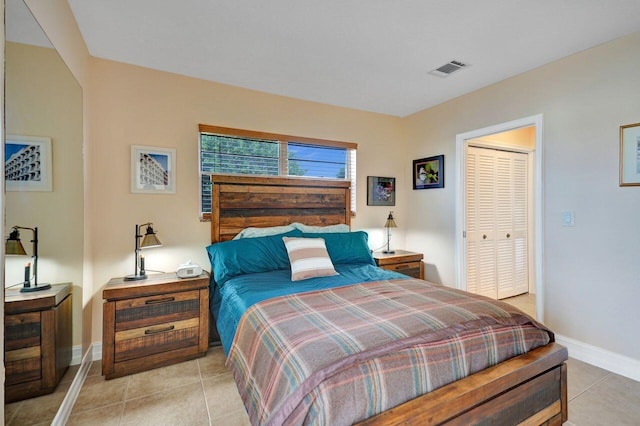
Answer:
5 135 53 192
131 145 176 194
413 155 444 190
620 122 640 186
367 176 396 206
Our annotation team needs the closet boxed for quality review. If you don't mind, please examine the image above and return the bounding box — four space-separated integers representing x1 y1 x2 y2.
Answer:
466 146 529 299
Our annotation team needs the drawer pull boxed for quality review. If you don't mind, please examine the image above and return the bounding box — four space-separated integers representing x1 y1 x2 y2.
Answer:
145 297 176 305
144 325 175 335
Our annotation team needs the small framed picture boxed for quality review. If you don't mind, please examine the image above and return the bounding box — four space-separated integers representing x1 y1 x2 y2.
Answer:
413 155 444 190
131 145 176 194
620 122 640 186
5 135 53 192
367 176 396 206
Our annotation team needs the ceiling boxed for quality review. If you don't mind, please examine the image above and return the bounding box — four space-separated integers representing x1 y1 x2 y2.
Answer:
28 1 640 116
6 0 51 48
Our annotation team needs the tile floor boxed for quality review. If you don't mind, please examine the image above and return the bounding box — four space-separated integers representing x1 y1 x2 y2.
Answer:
65 350 250 425
4 367 74 426
4 348 250 426
502 292 537 318
5 347 639 425
4 292 638 425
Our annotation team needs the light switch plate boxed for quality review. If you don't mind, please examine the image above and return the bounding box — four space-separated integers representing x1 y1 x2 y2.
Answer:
561 211 575 227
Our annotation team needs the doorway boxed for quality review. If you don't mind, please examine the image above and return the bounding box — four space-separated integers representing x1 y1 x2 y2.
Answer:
454 115 544 321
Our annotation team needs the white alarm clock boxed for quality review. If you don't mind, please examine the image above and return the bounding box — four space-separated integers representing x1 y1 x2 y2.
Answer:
176 260 202 278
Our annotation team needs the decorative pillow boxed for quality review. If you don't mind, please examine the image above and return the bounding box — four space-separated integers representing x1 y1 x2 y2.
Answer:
283 237 339 281
294 223 350 233
206 229 303 285
300 231 376 266
233 224 297 239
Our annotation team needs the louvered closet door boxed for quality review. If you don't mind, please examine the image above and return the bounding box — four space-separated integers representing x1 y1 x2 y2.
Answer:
495 151 529 298
466 148 497 298
466 147 529 299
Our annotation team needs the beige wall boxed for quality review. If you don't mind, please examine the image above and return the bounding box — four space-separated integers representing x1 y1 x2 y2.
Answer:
25 0 94 354
25 0 89 87
403 31 640 360
471 126 535 149
5 42 84 348
85 58 406 341
21 0 640 364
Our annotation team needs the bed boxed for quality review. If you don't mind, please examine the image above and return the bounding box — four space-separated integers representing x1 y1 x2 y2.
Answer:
206 175 568 425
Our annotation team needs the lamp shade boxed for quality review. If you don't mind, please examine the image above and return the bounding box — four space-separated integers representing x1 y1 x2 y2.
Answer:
124 222 162 281
140 224 162 248
5 228 27 255
384 212 397 229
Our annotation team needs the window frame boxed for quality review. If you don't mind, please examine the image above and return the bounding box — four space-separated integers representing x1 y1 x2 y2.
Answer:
199 124 357 220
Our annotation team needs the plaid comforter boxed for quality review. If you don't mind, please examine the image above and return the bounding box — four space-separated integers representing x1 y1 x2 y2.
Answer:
227 279 552 426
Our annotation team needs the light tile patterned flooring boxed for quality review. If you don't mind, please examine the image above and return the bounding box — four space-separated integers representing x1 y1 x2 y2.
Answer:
4 349 250 426
5 293 639 425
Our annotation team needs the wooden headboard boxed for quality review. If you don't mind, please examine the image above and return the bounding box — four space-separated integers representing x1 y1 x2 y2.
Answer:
210 175 351 243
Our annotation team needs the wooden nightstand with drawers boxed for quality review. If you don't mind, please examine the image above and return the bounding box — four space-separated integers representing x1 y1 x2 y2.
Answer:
102 272 209 379
4 283 72 402
373 250 424 280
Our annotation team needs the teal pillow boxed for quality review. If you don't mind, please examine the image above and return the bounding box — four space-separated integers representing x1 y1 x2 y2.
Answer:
300 231 375 266
206 229 302 285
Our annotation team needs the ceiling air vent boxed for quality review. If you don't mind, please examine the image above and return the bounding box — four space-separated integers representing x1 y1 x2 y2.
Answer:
428 60 470 78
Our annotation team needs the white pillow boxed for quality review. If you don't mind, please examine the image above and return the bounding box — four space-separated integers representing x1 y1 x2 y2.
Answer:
233 224 297 239
283 237 338 281
294 223 350 233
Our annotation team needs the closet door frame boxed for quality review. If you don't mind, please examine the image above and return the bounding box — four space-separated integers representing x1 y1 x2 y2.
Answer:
454 114 544 320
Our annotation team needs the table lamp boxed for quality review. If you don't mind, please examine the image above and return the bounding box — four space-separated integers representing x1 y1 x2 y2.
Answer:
5 226 52 292
383 211 397 254
124 222 162 281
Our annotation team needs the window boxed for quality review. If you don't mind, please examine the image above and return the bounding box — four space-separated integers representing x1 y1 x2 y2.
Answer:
199 124 357 217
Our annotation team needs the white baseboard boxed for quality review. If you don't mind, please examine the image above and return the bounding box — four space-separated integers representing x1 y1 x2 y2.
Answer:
71 342 101 365
555 334 640 382
92 342 103 360
52 344 94 426
71 344 82 365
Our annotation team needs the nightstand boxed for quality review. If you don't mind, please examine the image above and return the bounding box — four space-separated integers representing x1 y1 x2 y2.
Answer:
373 250 424 279
102 272 209 379
5 283 72 402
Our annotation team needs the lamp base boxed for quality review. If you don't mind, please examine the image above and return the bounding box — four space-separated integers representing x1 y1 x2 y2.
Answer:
382 250 396 254
124 273 147 281
20 283 52 293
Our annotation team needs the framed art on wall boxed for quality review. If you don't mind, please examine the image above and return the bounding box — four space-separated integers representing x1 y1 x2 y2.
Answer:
413 155 444 189
131 145 176 194
5 135 53 192
620 122 640 186
367 176 396 206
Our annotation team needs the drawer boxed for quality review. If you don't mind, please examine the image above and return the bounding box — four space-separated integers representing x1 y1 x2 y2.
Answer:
5 346 42 385
5 312 42 385
5 312 41 350
115 289 201 331
113 290 202 363
114 317 200 362
381 261 422 278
